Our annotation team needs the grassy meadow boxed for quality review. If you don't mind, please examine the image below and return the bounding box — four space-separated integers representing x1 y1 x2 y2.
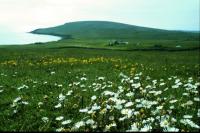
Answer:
0 44 199 132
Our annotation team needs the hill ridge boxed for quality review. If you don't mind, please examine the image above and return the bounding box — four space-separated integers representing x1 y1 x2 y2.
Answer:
31 20 199 40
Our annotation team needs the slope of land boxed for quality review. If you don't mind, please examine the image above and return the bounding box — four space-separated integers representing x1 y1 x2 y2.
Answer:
31 21 200 50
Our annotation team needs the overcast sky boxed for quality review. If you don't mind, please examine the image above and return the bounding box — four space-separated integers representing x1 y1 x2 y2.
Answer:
0 0 199 32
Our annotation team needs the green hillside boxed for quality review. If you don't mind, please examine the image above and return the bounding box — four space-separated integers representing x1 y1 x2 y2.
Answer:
31 21 199 50
31 21 199 40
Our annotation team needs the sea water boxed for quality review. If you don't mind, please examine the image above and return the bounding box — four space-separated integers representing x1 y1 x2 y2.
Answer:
0 30 61 45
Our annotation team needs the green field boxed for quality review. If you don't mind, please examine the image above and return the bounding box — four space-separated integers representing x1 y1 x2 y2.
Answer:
0 45 199 132
0 21 200 132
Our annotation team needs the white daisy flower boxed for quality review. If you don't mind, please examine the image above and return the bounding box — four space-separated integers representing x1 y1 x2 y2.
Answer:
169 100 178 104
126 92 134 97
56 127 64 132
182 93 189 96
22 101 29 105
62 120 72 125
58 93 66 101
172 85 179 89
185 100 193 105
134 77 140 80
91 104 101 111
125 102 134 107
79 108 88 113
197 109 200 117
163 127 179 132
126 123 139 132
140 124 152 132
91 95 97 101
42 117 49 123
98 77 105 80
160 83 165 86
183 115 193 119
160 119 170 128
194 97 200 102
51 71 55 75
73 121 85 129
58 84 63 87
56 116 64 121
156 106 163 110
66 90 73 96
38 102 43 105
119 116 127 121
109 116 115 121
86 119 95 125
80 77 87 81
55 103 62 108
170 106 175 109
80 84 85 88
13 97 21 103
180 119 200 129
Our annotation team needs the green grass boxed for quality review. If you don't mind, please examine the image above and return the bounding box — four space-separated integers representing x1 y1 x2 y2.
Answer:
0 45 199 132
0 21 199 132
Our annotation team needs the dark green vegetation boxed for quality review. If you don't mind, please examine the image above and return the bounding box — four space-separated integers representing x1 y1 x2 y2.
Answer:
31 21 199 50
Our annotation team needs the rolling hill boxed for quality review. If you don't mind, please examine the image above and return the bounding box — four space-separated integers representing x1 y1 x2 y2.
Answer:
31 21 199 40
30 21 200 50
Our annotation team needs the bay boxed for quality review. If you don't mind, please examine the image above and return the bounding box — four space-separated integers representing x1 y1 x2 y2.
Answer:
0 30 61 45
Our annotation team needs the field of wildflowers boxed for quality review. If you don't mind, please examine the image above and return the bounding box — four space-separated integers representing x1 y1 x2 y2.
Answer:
0 47 199 132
